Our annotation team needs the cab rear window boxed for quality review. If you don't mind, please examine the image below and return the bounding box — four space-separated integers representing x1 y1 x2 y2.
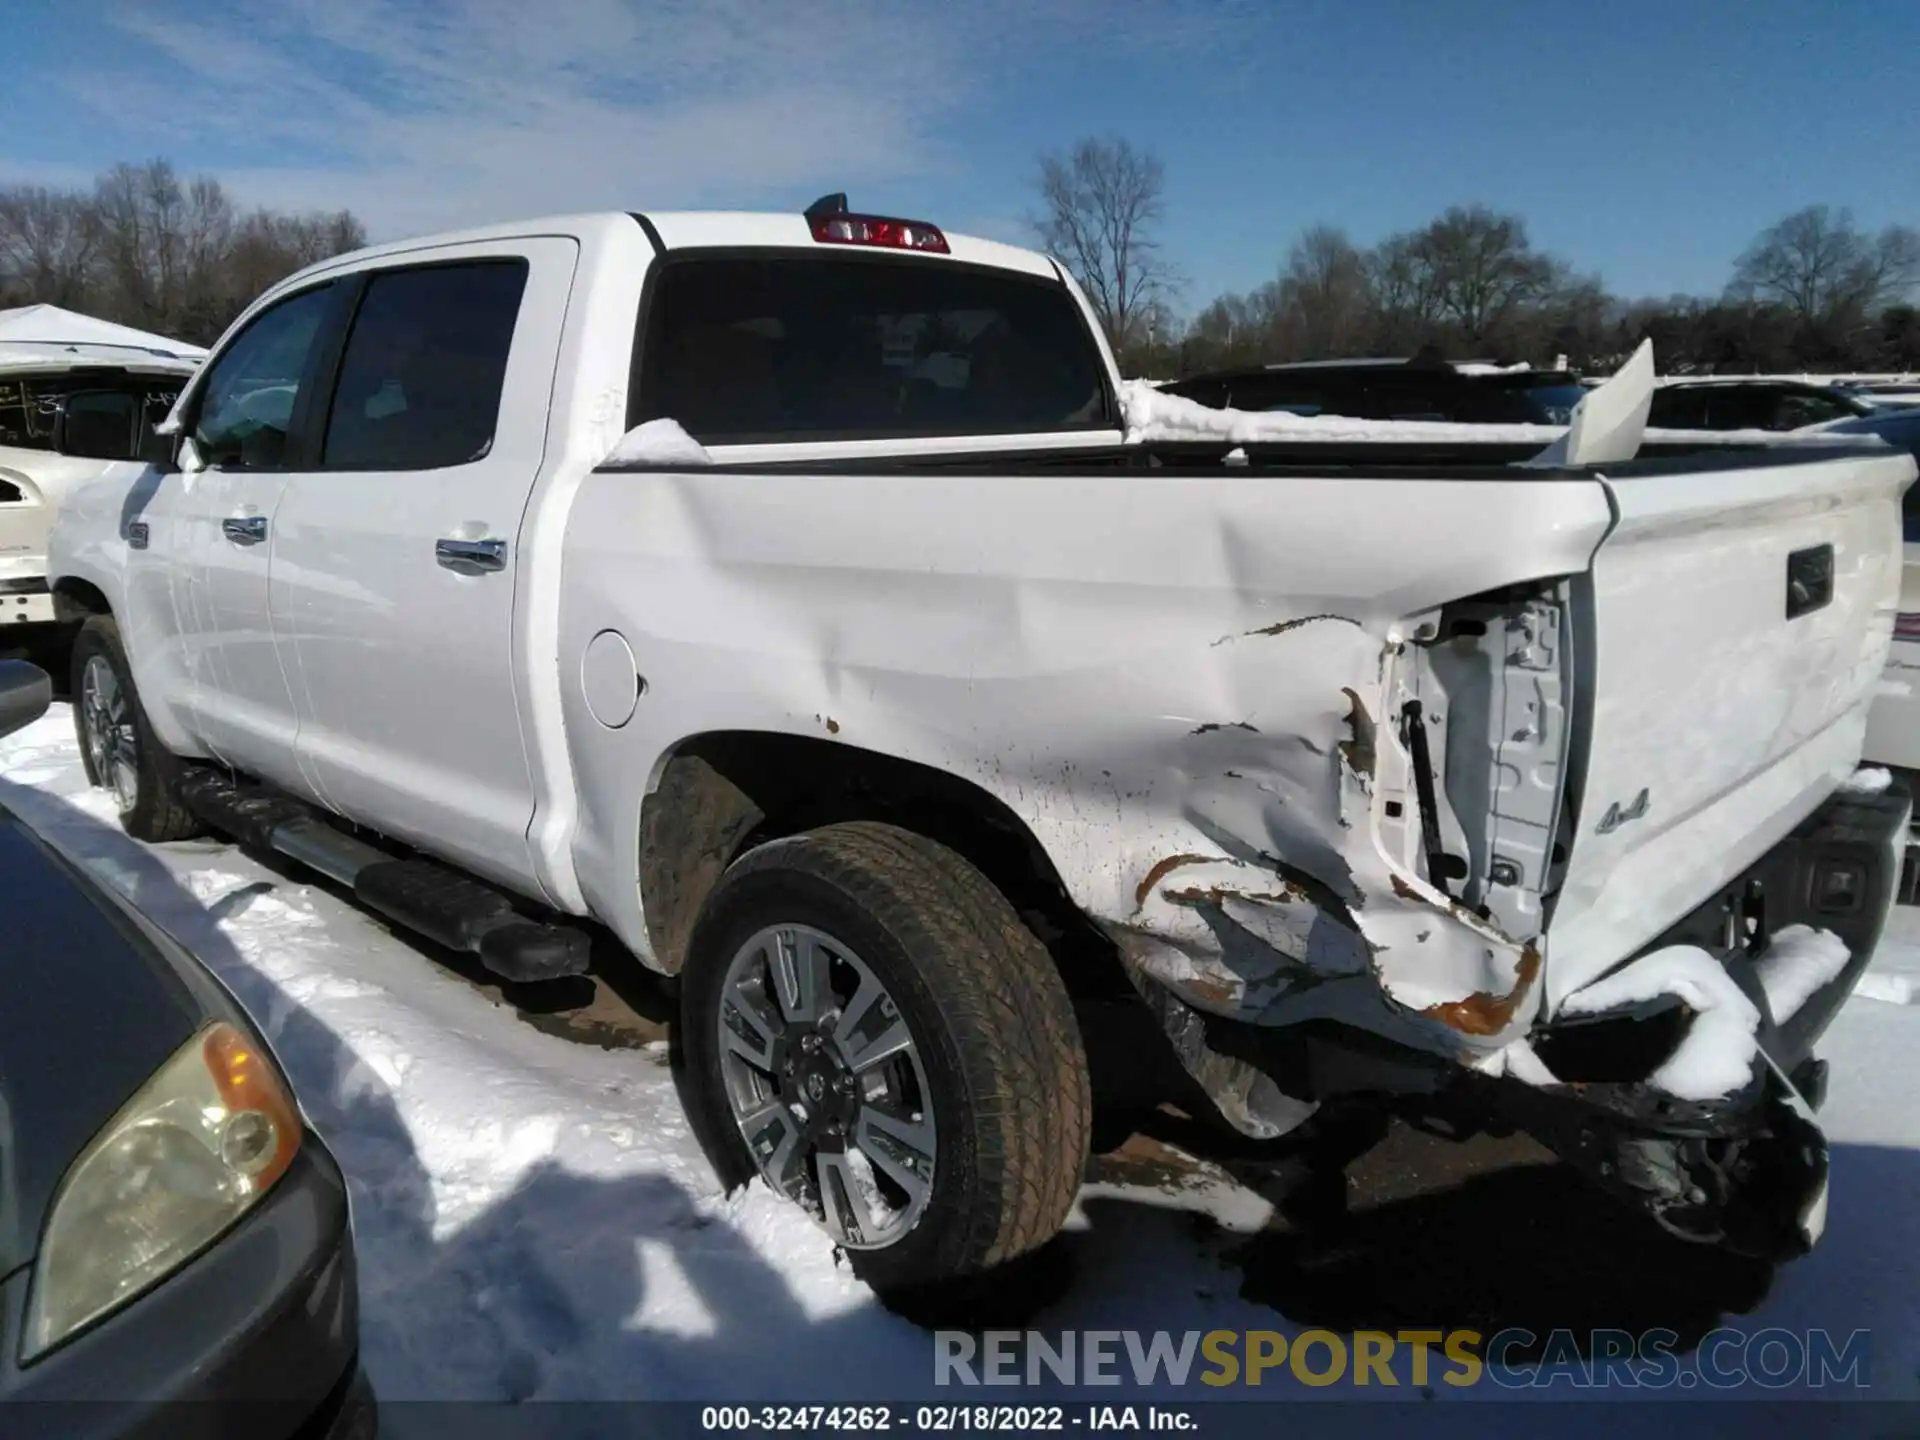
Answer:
631 253 1114 444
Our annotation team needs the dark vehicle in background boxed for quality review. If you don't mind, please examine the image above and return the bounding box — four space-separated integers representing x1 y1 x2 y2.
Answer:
1646 377 1877 432
1845 381 1920 410
0 661 371 1438
1814 405 1920 541
1158 353 1591 424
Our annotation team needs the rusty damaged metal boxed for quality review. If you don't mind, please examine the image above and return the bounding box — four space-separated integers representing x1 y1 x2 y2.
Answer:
1163 885 1302 908
1211 613 1365 647
1421 942 1543 1036
1134 853 1216 908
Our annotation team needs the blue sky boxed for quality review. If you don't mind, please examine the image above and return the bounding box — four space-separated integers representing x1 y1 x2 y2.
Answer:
5 0 1915 314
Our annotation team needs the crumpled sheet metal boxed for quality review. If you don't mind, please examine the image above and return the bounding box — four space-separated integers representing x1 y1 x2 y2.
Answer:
1083 616 1543 1086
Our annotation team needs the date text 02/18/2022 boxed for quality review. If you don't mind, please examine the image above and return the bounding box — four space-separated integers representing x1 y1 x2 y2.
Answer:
700 1405 1195 1432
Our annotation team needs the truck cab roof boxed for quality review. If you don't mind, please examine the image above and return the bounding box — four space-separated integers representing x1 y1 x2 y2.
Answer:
274 209 1064 292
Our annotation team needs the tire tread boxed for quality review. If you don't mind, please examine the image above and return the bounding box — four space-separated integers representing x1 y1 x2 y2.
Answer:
72 614 201 843
693 820 1091 1309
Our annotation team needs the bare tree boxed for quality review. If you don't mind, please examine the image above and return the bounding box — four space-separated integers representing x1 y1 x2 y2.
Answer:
1879 305 1920 369
1153 192 1920 379
1275 225 1373 357
1408 206 1558 344
0 157 367 344
1365 233 1446 351
92 160 179 332
1032 137 1179 358
1182 289 1270 371
1732 205 1920 325
0 186 100 307
1502 271 1616 369
226 209 368 319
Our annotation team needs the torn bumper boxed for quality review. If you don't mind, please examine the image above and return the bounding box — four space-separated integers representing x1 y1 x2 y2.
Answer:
1490 777 1910 1260
1115 776 1906 1261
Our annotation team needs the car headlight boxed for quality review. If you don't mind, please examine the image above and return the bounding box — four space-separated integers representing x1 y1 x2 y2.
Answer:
21 1020 302 1362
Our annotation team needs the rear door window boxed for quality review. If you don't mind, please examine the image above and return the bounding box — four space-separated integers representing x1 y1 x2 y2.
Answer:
1361 379 1451 421
1164 378 1232 409
1771 392 1853 430
321 260 529 470
632 255 1114 443
1647 389 1710 429
1510 384 1588 424
1221 378 1329 415
1702 388 1776 431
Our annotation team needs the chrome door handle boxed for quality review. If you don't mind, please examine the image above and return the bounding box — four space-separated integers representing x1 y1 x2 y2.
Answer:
221 515 267 544
435 537 507 574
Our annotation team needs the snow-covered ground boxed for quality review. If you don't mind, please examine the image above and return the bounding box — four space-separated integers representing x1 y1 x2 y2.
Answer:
3 704 1918 1413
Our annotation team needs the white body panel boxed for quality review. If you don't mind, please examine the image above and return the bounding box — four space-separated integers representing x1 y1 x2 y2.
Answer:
175 464 301 779
49 463 204 757
556 463 1616 1047
1863 544 1920 774
269 236 579 893
46 208 1916 1073
0 448 127 627
1866 641 1920 771
1547 456 1909 1004
0 351 198 632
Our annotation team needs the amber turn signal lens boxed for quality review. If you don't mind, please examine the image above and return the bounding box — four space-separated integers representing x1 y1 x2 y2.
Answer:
202 1021 302 1192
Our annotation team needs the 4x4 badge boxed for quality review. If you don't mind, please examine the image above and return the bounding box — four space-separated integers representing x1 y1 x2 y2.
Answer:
1595 788 1651 835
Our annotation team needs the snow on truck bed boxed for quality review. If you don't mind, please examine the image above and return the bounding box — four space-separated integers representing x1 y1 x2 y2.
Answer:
1116 379 1881 451
4 706 1919 1412
599 385 1880 465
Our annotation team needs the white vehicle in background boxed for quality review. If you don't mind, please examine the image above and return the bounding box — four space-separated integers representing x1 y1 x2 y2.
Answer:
0 306 203 657
1813 406 1920 874
41 199 1918 1321
1849 382 1920 410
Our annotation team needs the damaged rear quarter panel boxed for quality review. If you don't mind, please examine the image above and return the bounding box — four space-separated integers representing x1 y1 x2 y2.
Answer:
556 463 1615 1057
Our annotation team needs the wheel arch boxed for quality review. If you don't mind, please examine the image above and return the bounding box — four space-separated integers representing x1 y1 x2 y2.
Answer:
637 730 1124 993
51 575 111 625
54 576 204 763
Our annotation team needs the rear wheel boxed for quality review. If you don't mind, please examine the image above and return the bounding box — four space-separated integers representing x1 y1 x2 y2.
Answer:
71 615 201 842
679 821 1091 1323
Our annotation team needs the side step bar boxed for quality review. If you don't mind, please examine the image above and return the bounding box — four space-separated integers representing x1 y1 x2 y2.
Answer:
176 771 590 984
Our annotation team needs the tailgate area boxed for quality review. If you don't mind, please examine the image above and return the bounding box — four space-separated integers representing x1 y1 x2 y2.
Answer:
1545 447 1914 1007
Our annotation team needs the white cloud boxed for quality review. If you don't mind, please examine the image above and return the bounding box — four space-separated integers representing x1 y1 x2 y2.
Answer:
54 0 956 234
7 0 1267 242
0 158 102 191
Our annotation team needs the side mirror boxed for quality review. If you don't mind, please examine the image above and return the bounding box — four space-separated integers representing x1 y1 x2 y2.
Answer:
51 390 143 462
0 660 52 742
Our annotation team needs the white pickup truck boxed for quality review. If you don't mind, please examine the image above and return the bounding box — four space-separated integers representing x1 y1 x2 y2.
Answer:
0 317 200 652
44 199 1918 1319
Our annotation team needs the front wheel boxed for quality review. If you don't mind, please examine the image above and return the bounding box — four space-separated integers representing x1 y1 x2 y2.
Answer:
678 822 1091 1324
70 615 201 842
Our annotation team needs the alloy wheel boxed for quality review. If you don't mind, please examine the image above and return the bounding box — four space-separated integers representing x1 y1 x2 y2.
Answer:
715 924 938 1250
80 654 140 812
